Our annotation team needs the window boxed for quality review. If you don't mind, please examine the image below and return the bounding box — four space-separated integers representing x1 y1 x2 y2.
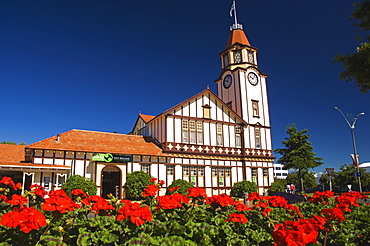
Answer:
183 166 189 176
255 128 261 149
225 167 231 177
198 166 204 176
167 165 174 175
223 54 229 67
212 167 217 177
182 120 188 143
217 124 223 146
142 164 149 174
282 173 287 176
191 166 197 176
276 173 282 176
248 51 254 64
219 167 225 176
275 167 281 170
263 169 268 177
203 105 211 119
189 121 196 144
252 100 259 117
252 168 257 184
196 122 203 144
235 125 242 148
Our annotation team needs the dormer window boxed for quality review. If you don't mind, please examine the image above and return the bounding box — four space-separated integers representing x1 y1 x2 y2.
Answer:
202 104 211 119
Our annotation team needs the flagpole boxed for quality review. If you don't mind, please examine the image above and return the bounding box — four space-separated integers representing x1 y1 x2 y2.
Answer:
233 1 238 27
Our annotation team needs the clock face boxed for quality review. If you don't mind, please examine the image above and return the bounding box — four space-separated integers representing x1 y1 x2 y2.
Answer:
247 72 259 86
223 75 232 89
234 51 241 63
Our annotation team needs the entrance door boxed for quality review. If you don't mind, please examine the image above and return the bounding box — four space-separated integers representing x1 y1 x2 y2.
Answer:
101 166 120 199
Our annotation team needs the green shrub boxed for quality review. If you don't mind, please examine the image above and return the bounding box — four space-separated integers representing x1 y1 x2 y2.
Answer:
166 179 194 195
268 178 287 194
231 180 258 198
61 175 97 196
124 171 152 200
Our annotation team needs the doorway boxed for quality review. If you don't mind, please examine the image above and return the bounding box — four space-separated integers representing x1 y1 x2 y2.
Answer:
101 166 121 199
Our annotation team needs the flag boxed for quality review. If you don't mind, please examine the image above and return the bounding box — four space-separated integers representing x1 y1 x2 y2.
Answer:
351 154 359 166
230 1 235 17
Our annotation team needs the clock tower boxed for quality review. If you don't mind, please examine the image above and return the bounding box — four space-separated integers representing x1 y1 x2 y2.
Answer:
215 3 272 152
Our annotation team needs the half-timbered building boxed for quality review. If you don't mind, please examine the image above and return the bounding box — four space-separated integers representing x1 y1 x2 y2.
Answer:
0 15 275 197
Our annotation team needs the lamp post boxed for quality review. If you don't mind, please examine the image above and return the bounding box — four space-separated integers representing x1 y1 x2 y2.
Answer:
334 107 365 193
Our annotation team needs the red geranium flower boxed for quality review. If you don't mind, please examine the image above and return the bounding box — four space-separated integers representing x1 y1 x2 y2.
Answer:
30 184 47 198
187 187 207 199
42 189 80 213
0 207 47 233
156 193 190 210
6 194 28 206
206 194 237 207
142 184 159 198
81 195 114 213
225 213 248 224
117 202 152 226
71 189 87 198
321 208 346 222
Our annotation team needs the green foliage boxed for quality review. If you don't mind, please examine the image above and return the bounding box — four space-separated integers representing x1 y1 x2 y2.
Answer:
124 171 152 200
320 164 370 191
333 1 370 93
166 179 194 195
274 124 324 191
286 170 317 190
0 141 26 145
231 180 258 197
61 175 97 196
268 179 287 194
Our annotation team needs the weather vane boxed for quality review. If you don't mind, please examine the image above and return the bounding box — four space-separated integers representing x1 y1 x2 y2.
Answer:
230 0 243 30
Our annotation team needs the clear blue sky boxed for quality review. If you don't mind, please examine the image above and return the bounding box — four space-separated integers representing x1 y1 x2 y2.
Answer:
1 0 369 175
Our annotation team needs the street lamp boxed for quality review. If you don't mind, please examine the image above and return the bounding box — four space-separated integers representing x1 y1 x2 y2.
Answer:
334 107 365 193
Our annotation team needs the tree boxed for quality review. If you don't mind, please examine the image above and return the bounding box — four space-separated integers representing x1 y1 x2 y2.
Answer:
61 175 97 196
274 124 324 192
124 171 152 200
286 171 317 191
231 180 258 198
334 164 370 191
268 179 287 194
0 141 26 145
166 179 194 195
333 1 370 93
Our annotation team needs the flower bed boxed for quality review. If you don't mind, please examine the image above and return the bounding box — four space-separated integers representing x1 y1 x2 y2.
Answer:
0 177 369 245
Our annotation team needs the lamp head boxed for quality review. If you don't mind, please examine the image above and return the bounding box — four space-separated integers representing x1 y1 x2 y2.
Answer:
334 107 339 110
360 112 365 115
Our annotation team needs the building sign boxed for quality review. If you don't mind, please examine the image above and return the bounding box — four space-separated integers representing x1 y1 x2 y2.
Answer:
92 153 132 163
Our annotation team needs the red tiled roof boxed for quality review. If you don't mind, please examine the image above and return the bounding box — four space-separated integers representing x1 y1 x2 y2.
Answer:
0 162 69 169
0 144 26 164
139 114 156 123
27 129 166 156
226 29 250 47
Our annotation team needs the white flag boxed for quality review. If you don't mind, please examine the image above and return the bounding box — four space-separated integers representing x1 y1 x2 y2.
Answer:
230 1 235 17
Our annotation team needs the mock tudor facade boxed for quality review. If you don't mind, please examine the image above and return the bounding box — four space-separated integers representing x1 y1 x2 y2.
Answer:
0 17 275 197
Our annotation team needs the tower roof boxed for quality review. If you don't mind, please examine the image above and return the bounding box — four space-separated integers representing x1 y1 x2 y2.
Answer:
226 28 250 48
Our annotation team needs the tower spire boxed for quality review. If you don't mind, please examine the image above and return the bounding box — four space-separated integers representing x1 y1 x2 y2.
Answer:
229 1 243 30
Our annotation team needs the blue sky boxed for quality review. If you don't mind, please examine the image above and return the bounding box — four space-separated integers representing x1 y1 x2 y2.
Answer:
1 0 369 174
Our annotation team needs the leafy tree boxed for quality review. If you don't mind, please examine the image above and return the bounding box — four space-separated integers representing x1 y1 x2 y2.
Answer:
286 171 317 191
124 171 152 200
268 178 287 194
231 180 258 198
334 164 370 191
274 124 324 192
0 141 26 145
61 175 97 196
333 1 370 93
166 179 194 195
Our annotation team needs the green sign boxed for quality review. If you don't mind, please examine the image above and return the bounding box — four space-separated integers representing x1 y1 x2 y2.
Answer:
92 153 132 163
219 177 224 185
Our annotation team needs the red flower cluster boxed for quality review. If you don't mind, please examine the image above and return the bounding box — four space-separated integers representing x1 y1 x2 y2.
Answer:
225 213 248 224
187 187 207 199
6 194 28 206
0 207 47 233
321 208 345 222
156 193 190 210
169 186 180 192
310 190 335 204
42 189 80 213
117 202 152 226
0 176 21 190
207 193 238 207
142 184 160 198
71 189 87 198
30 184 47 198
81 195 114 213
273 216 325 246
